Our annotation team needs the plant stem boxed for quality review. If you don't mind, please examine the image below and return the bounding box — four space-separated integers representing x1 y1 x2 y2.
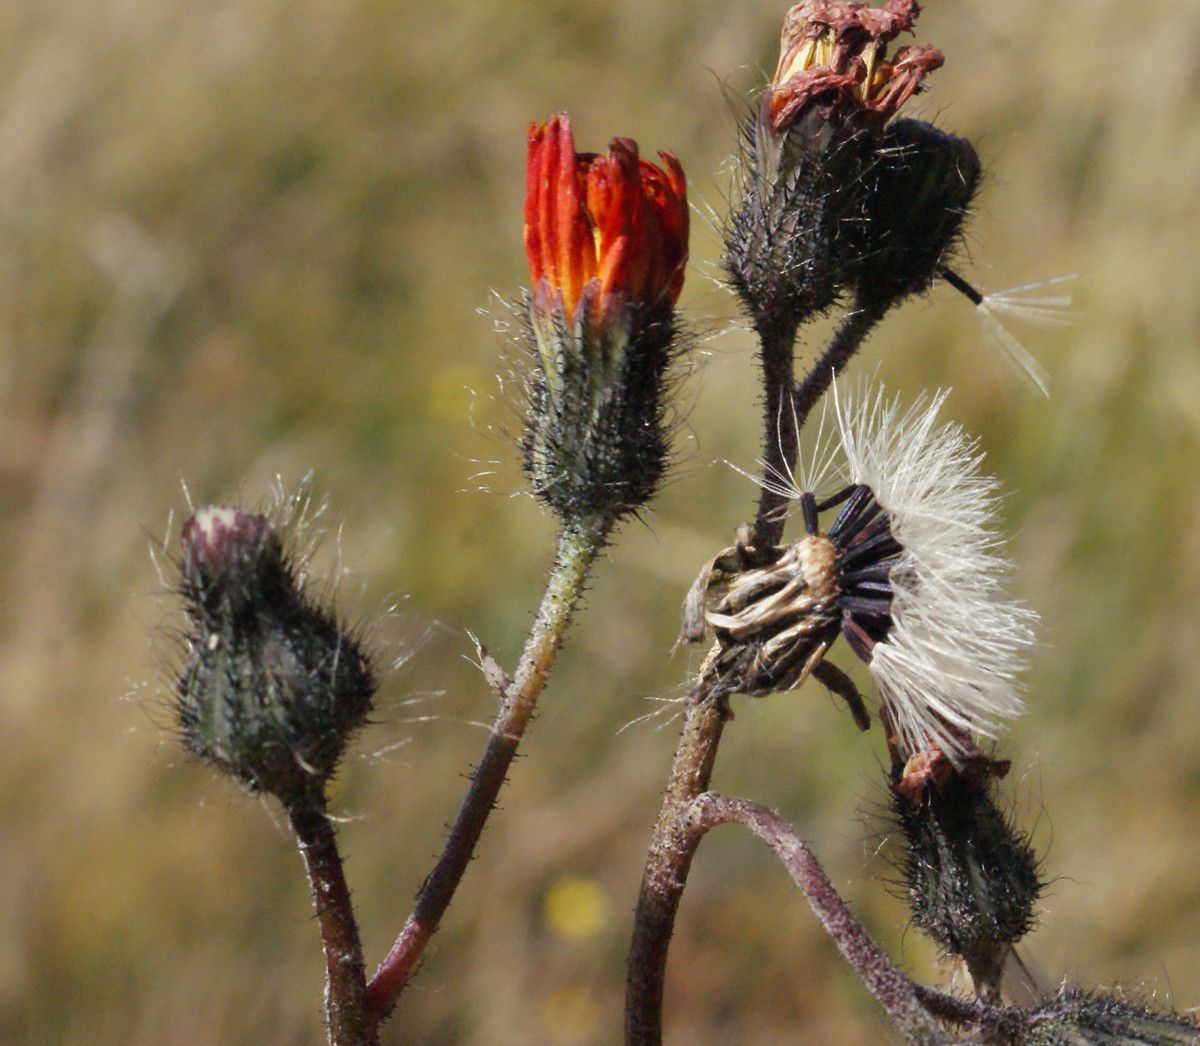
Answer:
689 794 946 1042
625 312 797 1046
624 676 728 1044
755 304 883 547
791 301 885 437
289 796 377 1046
914 986 996 1029
624 303 887 1043
367 515 609 1019
754 319 800 548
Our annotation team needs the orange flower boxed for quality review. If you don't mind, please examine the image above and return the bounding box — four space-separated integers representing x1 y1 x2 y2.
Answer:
524 114 688 322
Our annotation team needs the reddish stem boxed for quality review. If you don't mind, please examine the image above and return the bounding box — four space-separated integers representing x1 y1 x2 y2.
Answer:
624 680 729 1044
688 793 944 1040
367 517 607 1018
289 800 377 1046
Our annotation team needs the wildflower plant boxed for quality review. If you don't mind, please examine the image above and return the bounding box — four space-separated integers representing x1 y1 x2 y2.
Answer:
727 0 960 336
152 3 1199 1045
172 505 377 1042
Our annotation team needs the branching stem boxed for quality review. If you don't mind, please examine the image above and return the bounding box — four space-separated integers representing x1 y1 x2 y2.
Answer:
625 303 885 1043
689 794 945 1041
791 300 886 433
367 515 609 1019
624 676 728 1044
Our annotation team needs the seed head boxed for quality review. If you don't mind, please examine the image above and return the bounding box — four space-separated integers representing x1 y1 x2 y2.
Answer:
684 387 1036 762
835 388 1036 758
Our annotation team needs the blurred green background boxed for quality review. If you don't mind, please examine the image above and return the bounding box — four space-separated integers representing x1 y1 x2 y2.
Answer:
2 0 1198 1042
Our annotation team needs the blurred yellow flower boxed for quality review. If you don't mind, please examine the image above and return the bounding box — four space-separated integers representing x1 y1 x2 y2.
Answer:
543 874 611 941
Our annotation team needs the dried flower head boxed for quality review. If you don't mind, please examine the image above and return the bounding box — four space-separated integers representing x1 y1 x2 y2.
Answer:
684 387 1036 761
521 113 689 524
769 0 942 138
175 506 375 807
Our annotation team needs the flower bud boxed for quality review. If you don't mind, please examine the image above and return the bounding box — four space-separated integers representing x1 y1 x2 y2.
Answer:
723 102 872 339
522 113 688 523
1019 988 1200 1045
892 752 1041 998
175 507 375 807
851 118 981 315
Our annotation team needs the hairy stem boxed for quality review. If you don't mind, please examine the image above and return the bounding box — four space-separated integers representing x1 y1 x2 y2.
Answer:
755 303 883 548
915 985 986 1026
791 301 886 438
754 319 801 548
289 796 377 1046
690 794 946 1041
624 675 728 1045
367 515 609 1019
624 304 885 1043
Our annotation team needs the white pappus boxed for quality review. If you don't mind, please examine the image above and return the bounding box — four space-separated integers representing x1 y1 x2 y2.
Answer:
699 382 1038 763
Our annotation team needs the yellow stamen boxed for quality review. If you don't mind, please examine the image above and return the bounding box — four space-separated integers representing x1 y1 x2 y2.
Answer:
777 29 836 86
857 42 880 102
779 38 817 84
813 31 834 68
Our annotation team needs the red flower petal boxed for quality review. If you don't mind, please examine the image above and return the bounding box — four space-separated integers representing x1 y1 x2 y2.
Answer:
524 114 688 322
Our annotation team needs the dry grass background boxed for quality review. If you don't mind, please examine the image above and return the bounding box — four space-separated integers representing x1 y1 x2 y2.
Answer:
1 0 1198 1042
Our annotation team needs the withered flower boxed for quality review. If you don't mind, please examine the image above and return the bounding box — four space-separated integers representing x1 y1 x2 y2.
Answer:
684 387 1036 762
726 0 978 335
521 113 689 524
768 0 943 139
760 2 1070 389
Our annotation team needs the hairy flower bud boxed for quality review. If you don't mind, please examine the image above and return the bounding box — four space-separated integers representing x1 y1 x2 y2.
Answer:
175 507 375 807
521 113 688 523
1018 988 1200 1045
724 102 873 338
851 118 981 314
892 754 1042 999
